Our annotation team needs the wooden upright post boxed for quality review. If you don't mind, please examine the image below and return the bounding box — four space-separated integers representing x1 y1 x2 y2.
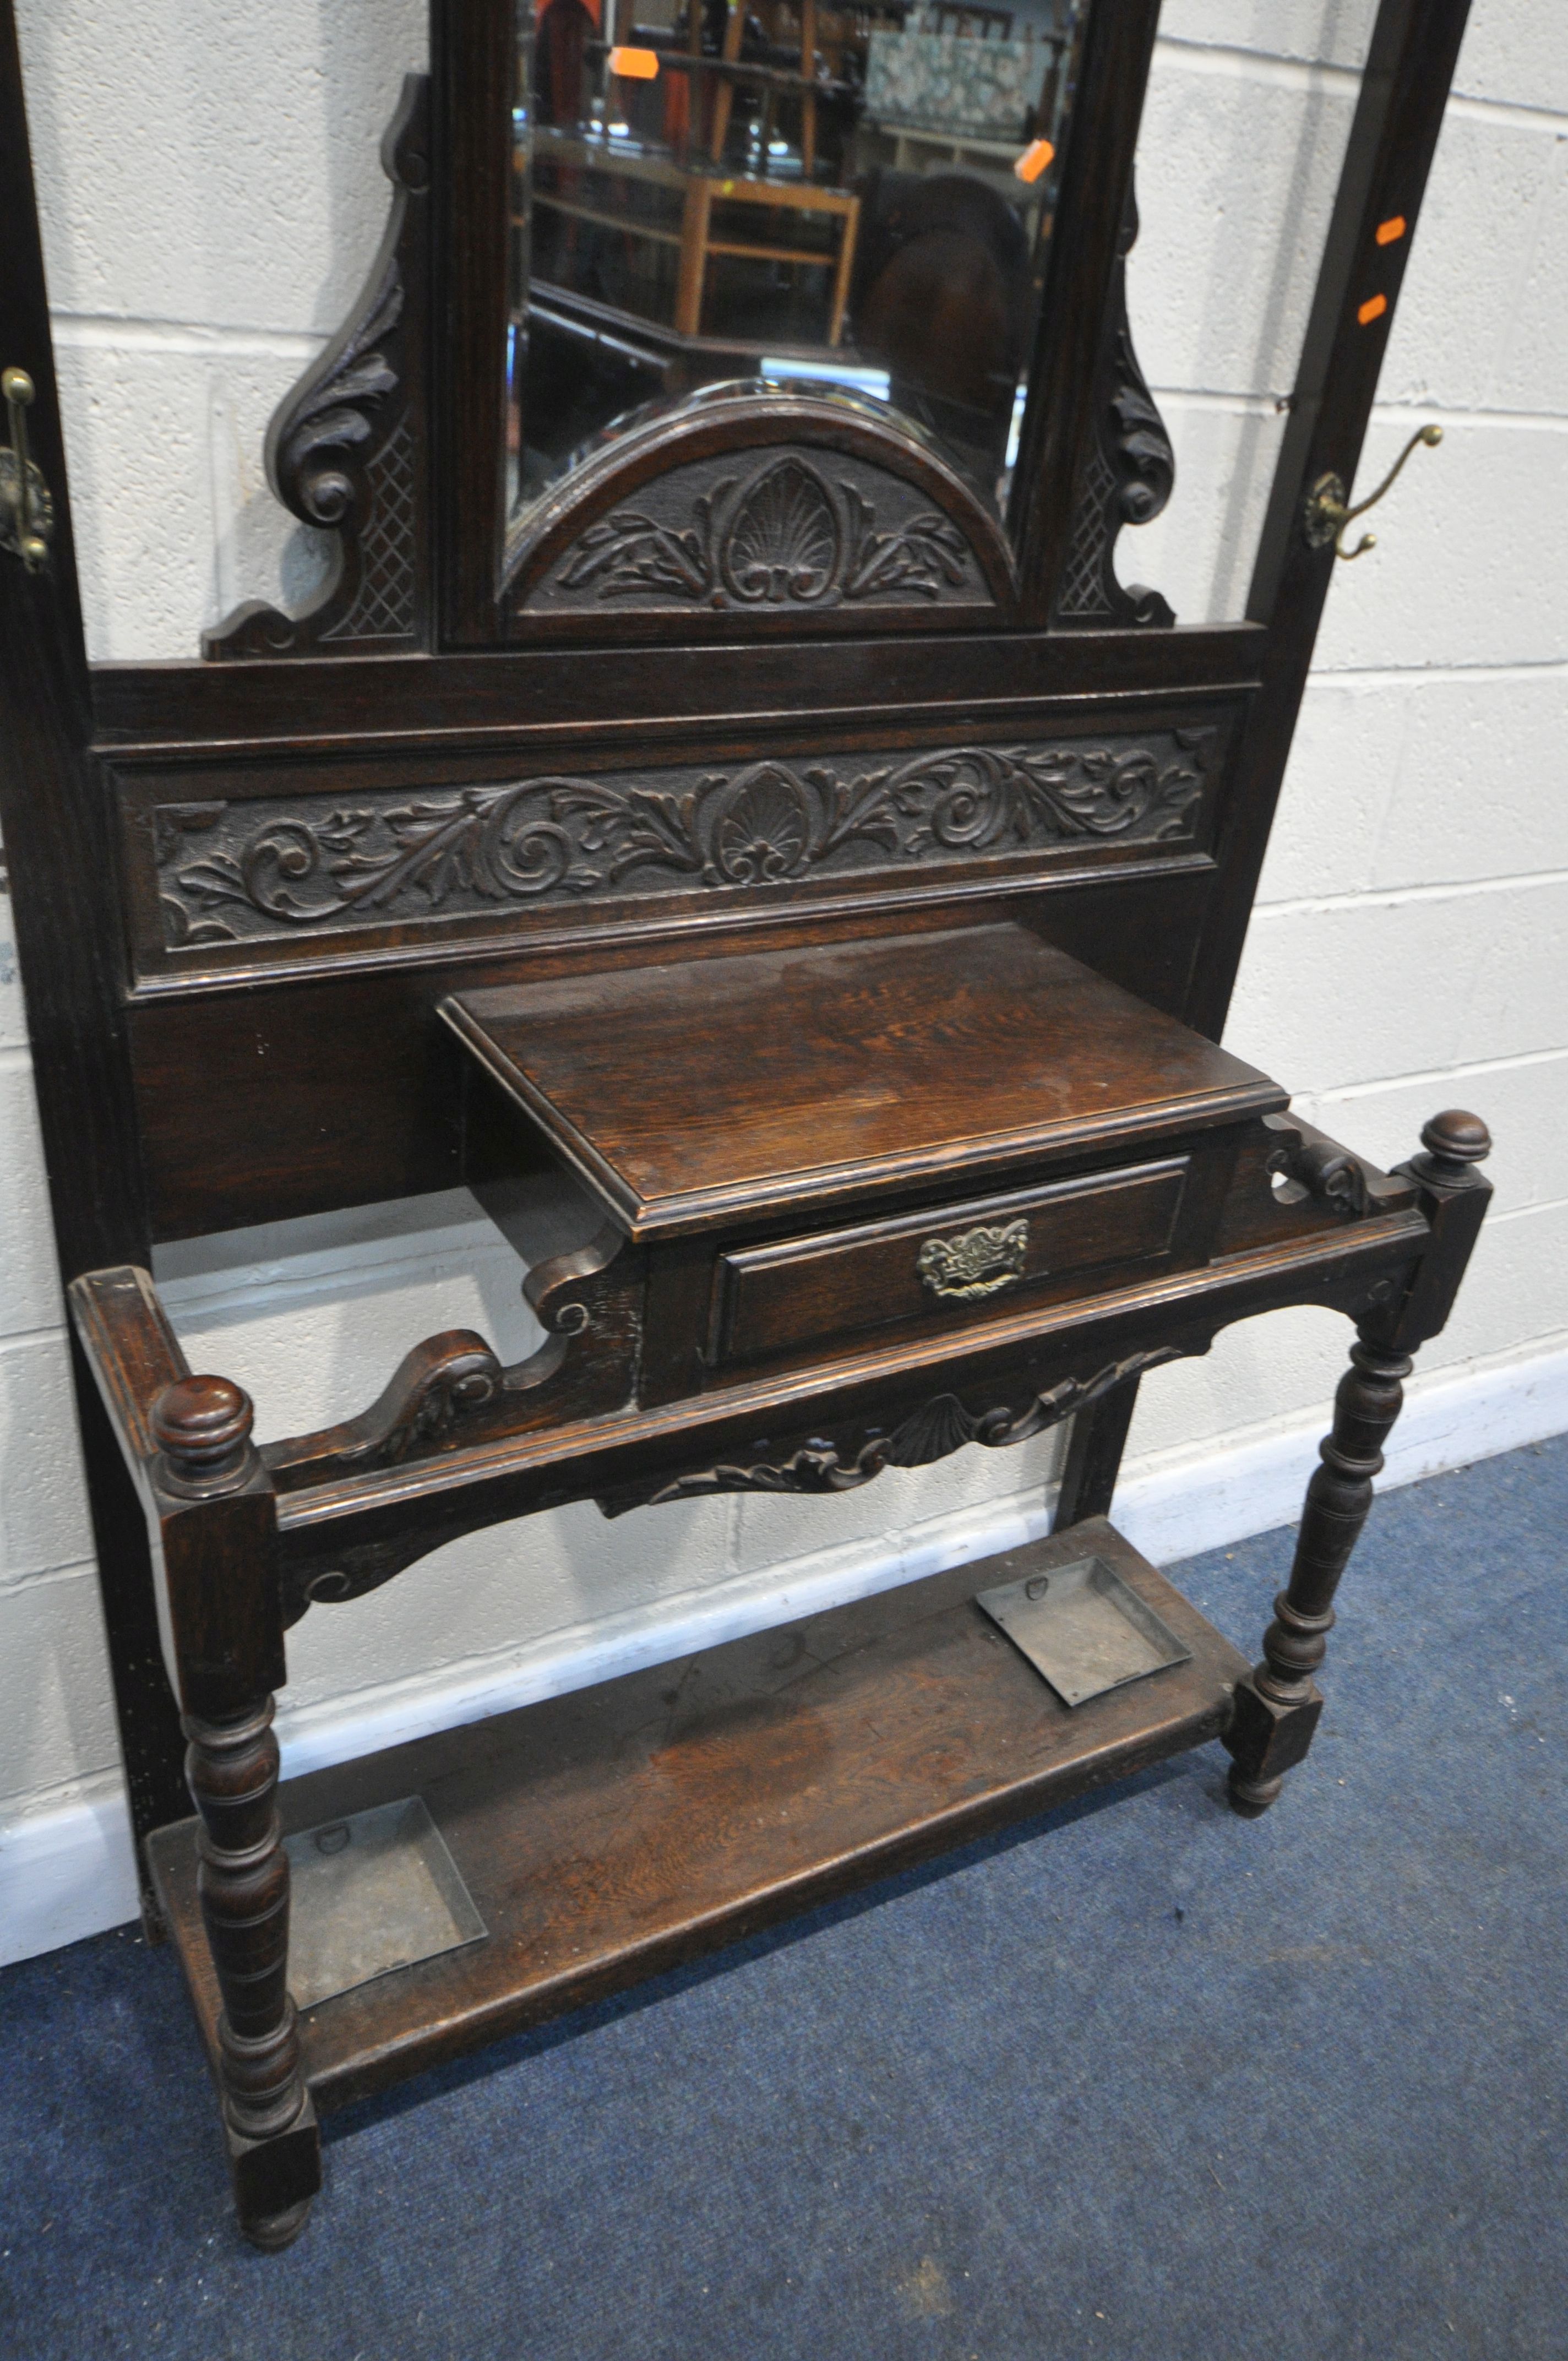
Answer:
709 0 746 161
151 1375 320 2248
1224 1111 1493 1814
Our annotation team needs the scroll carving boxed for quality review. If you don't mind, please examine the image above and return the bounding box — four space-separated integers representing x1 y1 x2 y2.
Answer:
204 77 430 660
1267 1132 1372 1220
274 1347 1184 1617
148 728 1217 950
1055 180 1175 630
265 1223 642 1526
612 1348 1182 1513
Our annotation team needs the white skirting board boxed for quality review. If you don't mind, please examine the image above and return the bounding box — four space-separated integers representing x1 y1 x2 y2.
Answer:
5 1338 1566 1970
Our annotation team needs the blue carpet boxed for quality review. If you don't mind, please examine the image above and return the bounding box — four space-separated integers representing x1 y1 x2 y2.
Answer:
2 1436 1564 2360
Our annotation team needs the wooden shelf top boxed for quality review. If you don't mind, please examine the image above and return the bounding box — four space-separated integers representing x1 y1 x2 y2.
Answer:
148 1520 1248 2116
442 922 1282 1240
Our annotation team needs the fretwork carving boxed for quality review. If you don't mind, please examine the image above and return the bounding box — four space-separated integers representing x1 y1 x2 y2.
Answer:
203 78 431 659
1055 179 1175 629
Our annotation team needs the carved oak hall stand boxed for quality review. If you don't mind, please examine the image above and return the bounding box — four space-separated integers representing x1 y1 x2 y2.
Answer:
0 0 1489 2248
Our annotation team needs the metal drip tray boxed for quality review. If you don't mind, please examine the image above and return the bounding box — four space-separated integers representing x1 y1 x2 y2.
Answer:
284 1796 487 2010
977 1552 1193 1707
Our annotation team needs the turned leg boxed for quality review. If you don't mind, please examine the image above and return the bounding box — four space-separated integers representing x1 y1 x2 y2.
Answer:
184 1699 318 2248
151 1375 320 2248
1224 1109 1493 1816
1223 1331 1409 1815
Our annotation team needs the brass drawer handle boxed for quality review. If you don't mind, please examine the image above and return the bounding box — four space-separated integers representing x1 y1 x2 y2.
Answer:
917 1218 1029 1303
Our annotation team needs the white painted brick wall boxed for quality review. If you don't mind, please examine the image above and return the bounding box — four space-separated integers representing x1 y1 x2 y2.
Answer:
2 0 1564 1955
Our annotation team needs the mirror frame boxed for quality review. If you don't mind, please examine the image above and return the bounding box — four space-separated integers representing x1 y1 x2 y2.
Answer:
433 0 1168 645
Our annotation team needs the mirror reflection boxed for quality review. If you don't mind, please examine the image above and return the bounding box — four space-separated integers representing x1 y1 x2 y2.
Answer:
507 0 1087 529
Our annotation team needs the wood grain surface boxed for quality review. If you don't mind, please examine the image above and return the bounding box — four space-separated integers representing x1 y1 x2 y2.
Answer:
149 1519 1248 2112
443 922 1281 1238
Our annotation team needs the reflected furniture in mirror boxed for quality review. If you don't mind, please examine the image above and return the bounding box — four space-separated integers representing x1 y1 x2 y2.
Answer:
0 0 1487 2250
516 0 1079 506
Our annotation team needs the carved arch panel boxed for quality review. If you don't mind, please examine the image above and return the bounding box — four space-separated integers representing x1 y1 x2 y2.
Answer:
191 42 1184 658
500 387 1020 634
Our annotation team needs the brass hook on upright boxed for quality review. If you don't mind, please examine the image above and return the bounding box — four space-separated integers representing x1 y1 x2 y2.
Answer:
1303 422 1442 562
1 368 55 573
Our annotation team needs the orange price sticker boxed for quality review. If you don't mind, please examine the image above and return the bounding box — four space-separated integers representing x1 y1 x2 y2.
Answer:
1358 292 1388 325
608 45 660 77
1375 214 1407 246
1013 138 1055 185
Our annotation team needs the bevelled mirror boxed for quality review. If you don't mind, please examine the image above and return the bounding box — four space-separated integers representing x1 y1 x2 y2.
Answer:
199 0 1193 655
195 0 1409 665
505 0 1089 525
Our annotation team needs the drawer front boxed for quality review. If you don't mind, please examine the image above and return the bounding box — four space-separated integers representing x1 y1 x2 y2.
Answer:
712 1157 1190 1368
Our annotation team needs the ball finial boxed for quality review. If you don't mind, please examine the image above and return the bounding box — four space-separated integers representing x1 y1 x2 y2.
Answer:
151 1375 255 1491
1419 1109 1491 1175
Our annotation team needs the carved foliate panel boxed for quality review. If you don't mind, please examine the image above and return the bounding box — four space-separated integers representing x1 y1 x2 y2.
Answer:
529 448 994 616
133 721 1226 967
503 385 1019 629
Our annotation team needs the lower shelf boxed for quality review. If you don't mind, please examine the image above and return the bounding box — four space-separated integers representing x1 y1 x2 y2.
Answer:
148 1516 1250 2114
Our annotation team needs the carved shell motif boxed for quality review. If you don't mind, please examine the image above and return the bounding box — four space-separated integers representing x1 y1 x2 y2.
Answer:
711 764 814 884
721 458 841 605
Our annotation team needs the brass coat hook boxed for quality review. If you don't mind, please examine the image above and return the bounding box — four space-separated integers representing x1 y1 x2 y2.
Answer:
1 368 55 573
1303 422 1442 561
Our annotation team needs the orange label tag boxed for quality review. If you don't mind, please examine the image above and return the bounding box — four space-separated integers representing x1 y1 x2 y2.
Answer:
1013 138 1055 184
608 45 660 77
1376 214 1407 246
1358 292 1388 325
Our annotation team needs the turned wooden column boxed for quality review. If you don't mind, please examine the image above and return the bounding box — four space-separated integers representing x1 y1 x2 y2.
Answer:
1223 1332 1410 1815
151 1376 320 2250
1224 1110 1493 1816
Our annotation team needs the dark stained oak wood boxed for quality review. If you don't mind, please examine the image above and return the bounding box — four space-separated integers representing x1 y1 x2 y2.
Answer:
433 0 514 645
499 387 1019 638
259 1195 1429 1591
148 1519 1250 2112
712 1157 1191 1368
125 873 1222 1242
1053 1366 1144 1533
203 78 433 663
90 624 1269 755
1224 1113 1493 1815
1 0 1485 2250
111 697 1239 994
154 1378 319 2248
0 10 187 1900
442 923 1283 1241
1224 1331 1412 1816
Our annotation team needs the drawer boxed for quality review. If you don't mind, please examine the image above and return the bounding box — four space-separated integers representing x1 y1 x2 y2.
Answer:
710 1157 1190 1368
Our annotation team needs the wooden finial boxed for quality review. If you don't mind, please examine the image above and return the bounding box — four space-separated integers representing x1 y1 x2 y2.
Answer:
1418 1109 1491 1179
152 1375 256 1493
